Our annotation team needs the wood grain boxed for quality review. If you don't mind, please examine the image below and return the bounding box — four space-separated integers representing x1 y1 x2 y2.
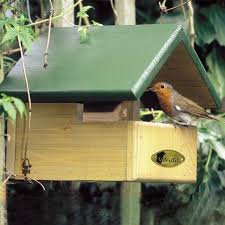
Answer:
154 43 215 109
7 103 197 182
134 122 197 183
12 103 129 180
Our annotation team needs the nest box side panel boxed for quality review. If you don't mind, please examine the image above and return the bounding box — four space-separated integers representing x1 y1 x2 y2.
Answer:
134 122 197 183
9 103 129 181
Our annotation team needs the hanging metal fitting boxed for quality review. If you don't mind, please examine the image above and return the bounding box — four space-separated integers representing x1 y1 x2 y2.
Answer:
22 158 32 178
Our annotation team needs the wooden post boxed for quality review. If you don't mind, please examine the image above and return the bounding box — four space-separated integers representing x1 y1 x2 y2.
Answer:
114 1 140 224
53 0 74 27
0 119 6 225
115 0 136 25
119 101 141 225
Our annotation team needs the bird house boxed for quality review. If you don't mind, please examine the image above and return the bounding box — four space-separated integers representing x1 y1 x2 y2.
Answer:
0 25 220 183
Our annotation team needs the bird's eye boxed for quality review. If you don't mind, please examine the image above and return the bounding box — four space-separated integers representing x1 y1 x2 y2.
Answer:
160 84 165 89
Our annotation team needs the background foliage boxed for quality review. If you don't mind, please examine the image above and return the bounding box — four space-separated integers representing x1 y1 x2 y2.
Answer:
1 0 225 225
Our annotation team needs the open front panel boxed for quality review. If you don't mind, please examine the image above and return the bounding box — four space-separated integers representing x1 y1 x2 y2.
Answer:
154 43 215 108
141 43 217 111
7 103 129 181
6 103 197 182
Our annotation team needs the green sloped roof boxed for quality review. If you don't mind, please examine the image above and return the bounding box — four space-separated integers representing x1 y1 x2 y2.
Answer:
0 24 221 107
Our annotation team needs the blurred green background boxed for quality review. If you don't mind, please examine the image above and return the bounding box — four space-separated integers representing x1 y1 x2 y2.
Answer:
1 0 225 225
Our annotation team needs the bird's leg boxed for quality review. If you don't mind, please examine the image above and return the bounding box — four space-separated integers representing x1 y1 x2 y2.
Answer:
171 118 189 127
160 118 180 128
175 119 189 127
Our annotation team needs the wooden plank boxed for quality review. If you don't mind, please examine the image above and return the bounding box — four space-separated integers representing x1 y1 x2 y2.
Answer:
13 103 129 180
6 103 197 182
74 103 83 122
83 101 140 122
115 0 136 25
83 102 123 122
135 122 197 183
121 101 140 121
119 100 141 225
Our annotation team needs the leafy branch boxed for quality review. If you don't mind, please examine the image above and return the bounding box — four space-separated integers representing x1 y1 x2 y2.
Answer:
76 5 94 43
0 15 36 50
0 94 26 122
159 0 192 13
63 4 102 43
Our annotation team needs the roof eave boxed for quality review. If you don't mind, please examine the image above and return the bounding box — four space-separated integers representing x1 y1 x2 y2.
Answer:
131 25 183 99
131 26 221 109
179 29 221 109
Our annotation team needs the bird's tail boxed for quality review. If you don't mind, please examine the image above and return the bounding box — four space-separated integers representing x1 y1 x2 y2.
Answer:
208 114 225 124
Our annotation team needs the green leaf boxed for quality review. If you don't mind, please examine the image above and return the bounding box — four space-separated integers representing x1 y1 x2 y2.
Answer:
5 18 19 28
202 4 225 46
76 6 93 19
206 48 225 98
0 28 18 45
92 20 103 26
12 97 26 118
2 101 16 122
18 31 33 49
78 26 89 43
0 20 6 30
210 140 225 160
208 169 221 190
194 11 216 46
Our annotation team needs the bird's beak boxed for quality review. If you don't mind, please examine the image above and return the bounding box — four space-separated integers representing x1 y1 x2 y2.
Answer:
145 87 155 92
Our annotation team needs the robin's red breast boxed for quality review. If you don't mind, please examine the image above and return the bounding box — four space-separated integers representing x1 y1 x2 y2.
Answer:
148 82 224 125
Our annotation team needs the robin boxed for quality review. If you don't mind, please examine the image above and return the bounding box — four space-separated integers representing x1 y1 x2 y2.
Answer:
148 82 224 125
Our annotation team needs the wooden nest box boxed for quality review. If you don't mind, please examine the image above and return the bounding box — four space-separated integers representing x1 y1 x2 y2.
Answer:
0 25 220 182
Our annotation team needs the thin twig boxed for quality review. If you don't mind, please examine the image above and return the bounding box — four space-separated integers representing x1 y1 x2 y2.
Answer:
63 17 78 27
17 37 32 118
180 0 187 19
78 2 82 26
187 0 195 47
17 36 32 177
2 48 21 55
110 0 117 22
79 1 90 26
3 171 45 191
3 172 15 184
159 0 191 13
43 0 54 68
159 0 167 12
27 177 46 191
26 0 33 23
205 148 212 173
27 0 82 27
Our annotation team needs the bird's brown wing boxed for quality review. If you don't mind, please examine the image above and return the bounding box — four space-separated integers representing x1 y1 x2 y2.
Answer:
173 92 211 119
